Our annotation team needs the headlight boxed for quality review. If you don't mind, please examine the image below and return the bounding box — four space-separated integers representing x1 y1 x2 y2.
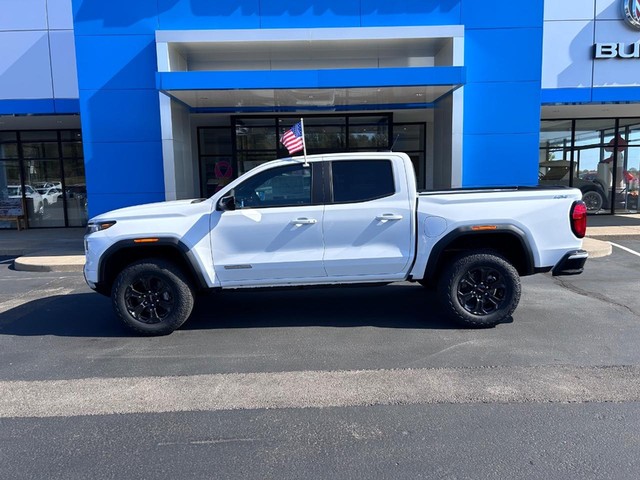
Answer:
85 221 116 235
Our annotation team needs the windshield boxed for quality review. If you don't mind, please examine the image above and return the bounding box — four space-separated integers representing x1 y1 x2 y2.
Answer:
7 187 20 196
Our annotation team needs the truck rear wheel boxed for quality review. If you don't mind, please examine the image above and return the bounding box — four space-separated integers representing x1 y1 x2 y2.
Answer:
112 259 195 335
438 251 521 328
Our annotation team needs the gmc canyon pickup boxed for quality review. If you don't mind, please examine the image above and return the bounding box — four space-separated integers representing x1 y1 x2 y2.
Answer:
84 152 588 335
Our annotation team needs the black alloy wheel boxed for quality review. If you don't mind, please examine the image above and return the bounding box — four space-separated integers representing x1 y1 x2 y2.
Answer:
438 251 521 328
124 274 175 324
112 259 195 335
456 265 506 316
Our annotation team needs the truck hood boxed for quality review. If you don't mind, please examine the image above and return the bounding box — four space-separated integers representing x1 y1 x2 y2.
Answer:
90 199 210 222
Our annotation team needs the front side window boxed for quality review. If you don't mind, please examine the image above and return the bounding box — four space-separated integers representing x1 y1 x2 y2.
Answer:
234 164 311 209
331 160 395 203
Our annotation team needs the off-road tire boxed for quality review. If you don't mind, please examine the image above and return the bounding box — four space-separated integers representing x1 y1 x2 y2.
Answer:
112 259 195 335
438 251 521 328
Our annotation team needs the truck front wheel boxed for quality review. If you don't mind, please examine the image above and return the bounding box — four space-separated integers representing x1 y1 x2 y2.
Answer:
438 252 521 328
112 259 195 335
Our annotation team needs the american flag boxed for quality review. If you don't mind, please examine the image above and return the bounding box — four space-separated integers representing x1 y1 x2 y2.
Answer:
280 121 304 154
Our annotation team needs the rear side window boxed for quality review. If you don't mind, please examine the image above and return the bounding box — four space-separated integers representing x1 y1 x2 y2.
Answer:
331 160 395 203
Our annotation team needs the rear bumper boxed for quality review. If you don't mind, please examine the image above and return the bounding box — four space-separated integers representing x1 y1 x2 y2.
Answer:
552 249 588 276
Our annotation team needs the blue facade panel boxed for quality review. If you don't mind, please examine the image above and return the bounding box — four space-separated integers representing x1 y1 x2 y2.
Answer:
461 0 543 29
464 28 542 83
72 0 159 35
0 99 79 115
361 0 461 27
80 90 161 143
157 0 261 30
462 133 541 187
83 141 164 196
75 35 157 90
258 0 361 29
463 82 541 135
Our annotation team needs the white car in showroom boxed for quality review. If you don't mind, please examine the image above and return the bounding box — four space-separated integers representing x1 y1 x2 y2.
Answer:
7 185 44 215
37 186 63 206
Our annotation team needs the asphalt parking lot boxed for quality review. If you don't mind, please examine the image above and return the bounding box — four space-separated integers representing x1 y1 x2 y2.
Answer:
1 243 639 479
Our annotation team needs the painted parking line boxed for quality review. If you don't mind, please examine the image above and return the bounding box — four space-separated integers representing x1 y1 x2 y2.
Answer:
1 365 640 419
610 242 640 258
0 287 74 314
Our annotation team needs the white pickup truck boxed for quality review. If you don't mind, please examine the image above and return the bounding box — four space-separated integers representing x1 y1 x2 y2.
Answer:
84 152 588 335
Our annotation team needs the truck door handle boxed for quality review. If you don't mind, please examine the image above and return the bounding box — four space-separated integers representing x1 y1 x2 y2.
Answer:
291 217 318 225
376 214 403 221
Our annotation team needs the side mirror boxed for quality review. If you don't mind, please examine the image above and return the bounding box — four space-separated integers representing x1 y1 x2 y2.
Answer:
217 192 236 211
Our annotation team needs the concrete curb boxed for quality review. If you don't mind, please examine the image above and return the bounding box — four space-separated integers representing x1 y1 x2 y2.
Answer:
13 255 85 273
583 237 612 259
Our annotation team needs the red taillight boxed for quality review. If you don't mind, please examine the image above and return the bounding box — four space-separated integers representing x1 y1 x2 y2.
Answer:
571 201 588 238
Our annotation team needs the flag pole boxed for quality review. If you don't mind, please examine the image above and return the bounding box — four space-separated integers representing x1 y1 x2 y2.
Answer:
300 118 309 167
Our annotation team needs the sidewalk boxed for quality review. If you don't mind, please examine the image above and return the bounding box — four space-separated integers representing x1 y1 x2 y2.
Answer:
0 228 85 272
1 215 639 272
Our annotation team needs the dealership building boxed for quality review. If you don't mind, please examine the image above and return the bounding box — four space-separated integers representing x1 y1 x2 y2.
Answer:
1 0 639 228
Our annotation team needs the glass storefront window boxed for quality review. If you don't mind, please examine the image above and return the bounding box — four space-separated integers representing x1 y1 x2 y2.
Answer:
348 116 389 150
0 129 87 228
200 128 232 156
291 116 346 152
0 160 23 229
236 119 276 151
62 142 83 159
394 124 425 152
20 131 58 141
539 118 640 214
63 157 87 227
22 159 64 227
0 132 18 159
394 124 426 189
539 121 573 190
625 147 639 212
21 142 59 159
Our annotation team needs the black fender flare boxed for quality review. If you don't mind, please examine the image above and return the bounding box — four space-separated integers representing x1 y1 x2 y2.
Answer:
422 225 536 281
98 237 209 290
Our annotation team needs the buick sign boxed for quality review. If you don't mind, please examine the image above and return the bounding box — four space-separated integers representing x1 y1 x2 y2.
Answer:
624 0 640 29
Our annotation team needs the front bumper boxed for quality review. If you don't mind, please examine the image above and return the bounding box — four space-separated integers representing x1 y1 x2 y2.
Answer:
552 249 588 276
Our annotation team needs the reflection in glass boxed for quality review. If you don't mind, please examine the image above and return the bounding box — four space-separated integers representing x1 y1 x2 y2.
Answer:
21 142 59 159
64 158 88 227
624 147 639 212
0 132 18 160
394 124 424 152
22 159 64 227
0 160 22 229
301 124 345 151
